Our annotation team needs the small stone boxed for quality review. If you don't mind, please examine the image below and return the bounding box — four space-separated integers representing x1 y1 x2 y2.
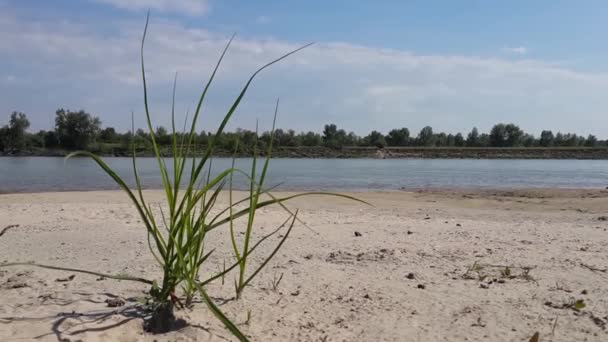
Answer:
354 231 362 237
581 289 588 295
456 223 462 227
105 298 125 307
291 290 300 296
55 275 76 282
480 283 489 289
407 230 413 235
598 216 608 221
4 279 28 289
417 284 426 289
406 273 415 280
363 294 371 299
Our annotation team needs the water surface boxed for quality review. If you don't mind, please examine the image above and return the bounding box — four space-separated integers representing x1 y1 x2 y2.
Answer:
1 157 607 193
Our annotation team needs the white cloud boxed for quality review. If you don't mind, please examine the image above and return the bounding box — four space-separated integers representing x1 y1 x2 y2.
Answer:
92 0 210 15
502 46 527 55
1 11 607 138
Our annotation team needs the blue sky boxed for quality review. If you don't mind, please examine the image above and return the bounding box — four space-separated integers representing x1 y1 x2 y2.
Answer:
2 0 608 137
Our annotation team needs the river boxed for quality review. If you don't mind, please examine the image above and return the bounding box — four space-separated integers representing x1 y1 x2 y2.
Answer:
1 157 607 193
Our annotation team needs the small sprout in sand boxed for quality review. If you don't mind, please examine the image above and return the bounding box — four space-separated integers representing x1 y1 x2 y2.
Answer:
221 259 226 286
573 299 586 310
463 262 535 283
552 316 559 336
243 310 252 325
544 298 586 311
270 272 284 292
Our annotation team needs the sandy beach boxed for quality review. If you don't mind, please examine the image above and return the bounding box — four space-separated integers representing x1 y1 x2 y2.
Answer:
1 189 608 341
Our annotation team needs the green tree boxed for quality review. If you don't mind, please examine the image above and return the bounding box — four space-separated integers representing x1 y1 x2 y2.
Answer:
585 134 598 147
43 131 59 148
364 130 386 148
539 130 554 147
99 127 118 143
30 130 46 148
322 124 338 147
489 123 507 147
155 126 171 145
385 128 410 146
236 129 257 149
454 133 465 147
275 129 297 147
466 127 480 147
563 133 579 147
197 131 209 146
136 128 146 137
434 132 448 146
55 109 101 149
521 133 535 147
344 132 360 146
417 126 434 146
3 111 31 152
298 131 322 147
446 134 456 147
120 131 133 149
479 133 490 147
504 123 524 146
322 124 347 148
554 132 565 146
0 126 8 152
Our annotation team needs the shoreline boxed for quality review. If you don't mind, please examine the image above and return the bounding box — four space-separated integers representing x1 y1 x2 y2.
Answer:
2 186 608 196
3 146 608 160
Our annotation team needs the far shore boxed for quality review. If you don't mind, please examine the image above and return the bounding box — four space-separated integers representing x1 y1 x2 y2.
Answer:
3 146 608 159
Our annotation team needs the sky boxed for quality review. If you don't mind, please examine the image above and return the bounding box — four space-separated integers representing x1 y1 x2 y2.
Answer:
2 0 608 137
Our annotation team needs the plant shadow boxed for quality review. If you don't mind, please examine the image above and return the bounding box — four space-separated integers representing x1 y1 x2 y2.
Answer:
2 296 189 341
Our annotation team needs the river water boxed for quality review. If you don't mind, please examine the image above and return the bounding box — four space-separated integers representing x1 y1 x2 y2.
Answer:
1 157 607 193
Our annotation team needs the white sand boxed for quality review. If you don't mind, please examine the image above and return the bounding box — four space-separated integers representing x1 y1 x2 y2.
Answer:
1 189 607 341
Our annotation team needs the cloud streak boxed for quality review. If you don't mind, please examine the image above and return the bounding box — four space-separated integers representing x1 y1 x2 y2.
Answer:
503 46 528 55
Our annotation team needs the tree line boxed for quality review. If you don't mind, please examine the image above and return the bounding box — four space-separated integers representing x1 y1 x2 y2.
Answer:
0 109 606 154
